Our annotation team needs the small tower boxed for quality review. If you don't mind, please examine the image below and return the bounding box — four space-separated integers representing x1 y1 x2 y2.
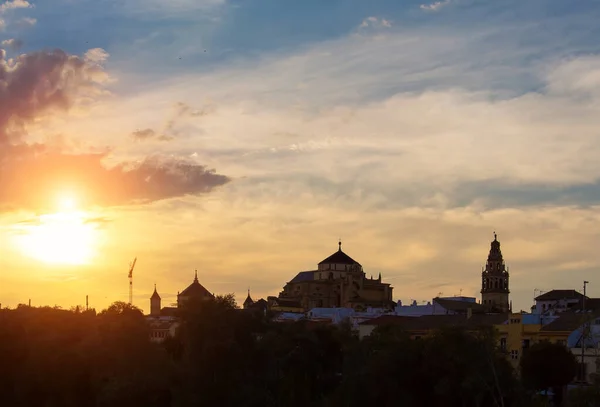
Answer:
480 232 510 312
150 284 161 316
243 289 254 309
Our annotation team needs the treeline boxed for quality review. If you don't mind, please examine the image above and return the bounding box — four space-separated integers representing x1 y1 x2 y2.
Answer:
0 295 590 407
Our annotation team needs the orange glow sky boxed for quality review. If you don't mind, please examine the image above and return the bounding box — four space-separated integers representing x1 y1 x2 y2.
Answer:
2 0 600 313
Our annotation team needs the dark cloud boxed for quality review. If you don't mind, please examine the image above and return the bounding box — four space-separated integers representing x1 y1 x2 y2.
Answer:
0 49 230 212
0 48 108 143
0 143 230 211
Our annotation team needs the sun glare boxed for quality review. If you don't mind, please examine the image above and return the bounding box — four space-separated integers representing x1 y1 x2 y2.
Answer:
13 195 99 265
59 196 76 212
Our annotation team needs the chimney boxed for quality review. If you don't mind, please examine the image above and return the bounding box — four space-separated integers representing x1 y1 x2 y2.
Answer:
467 307 473 319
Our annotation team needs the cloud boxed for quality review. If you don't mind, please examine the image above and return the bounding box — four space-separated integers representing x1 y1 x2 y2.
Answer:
1 37 22 50
0 48 229 212
420 0 451 11
0 0 33 12
0 146 230 211
131 128 173 142
359 16 392 29
127 101 216 144
0 49 110 143
84 48 110 64
0 18 5 30
15 16 35 27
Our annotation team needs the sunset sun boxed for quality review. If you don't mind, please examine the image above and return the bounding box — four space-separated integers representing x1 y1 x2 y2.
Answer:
12 194 99 265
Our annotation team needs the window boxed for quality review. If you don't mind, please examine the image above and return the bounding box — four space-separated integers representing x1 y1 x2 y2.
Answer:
500 338 507 352
522 339 530 349
510 350 519 360
557 340 566 346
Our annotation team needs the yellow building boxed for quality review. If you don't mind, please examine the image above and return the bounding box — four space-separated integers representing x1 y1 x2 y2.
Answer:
276 241 394 312
495 312 586 370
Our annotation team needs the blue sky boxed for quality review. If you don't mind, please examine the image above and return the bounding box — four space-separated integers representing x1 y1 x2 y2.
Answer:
2 0 600 311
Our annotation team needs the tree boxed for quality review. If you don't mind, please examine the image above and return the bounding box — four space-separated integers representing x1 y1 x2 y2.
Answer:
520 341 578 406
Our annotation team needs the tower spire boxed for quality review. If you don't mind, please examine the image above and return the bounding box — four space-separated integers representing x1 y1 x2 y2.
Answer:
194 269 198 282
338 238 342 252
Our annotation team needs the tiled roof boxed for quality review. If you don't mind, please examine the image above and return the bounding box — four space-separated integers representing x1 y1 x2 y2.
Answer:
289 271 315 283
160 307 178 317
433 298 485 313
272 298 303 308
577 298 600 311
179 275 212 298
318 248 361 266
535 289 586 301
540 313 590 332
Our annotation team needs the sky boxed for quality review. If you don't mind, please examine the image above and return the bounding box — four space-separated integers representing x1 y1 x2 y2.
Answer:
1 0 600 313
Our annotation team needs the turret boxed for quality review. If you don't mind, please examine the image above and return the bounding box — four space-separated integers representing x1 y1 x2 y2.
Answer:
150 284 161 316
243 289 254 309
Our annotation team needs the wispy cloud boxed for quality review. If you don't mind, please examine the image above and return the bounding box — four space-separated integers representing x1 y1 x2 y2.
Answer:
1 38 23 50
16 16 35 27
420 0 451 12
0 47 230 212
359 16 392 29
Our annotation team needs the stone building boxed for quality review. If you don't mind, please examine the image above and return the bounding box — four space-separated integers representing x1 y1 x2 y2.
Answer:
481 233 511 313
276 241 394 311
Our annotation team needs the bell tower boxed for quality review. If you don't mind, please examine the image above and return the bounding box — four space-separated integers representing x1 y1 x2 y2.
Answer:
480 232 510 312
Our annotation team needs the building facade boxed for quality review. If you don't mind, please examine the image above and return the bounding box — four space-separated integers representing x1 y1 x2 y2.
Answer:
276 241 394 311
533 290 586 314
481 233 511 313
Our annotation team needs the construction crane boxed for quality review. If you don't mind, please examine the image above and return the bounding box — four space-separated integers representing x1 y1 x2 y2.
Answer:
128 257 137 305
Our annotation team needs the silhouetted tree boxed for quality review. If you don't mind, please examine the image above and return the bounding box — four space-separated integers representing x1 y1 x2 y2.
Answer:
520 340 578 406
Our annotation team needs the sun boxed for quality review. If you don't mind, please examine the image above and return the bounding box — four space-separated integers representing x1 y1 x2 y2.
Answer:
12 194 99 265
59 196 76 212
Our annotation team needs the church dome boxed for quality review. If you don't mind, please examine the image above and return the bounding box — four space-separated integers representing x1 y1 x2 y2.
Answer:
318 241 362 268
179 271 212 299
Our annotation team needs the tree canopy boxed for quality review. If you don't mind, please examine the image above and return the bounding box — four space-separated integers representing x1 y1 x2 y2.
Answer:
0 300 582 407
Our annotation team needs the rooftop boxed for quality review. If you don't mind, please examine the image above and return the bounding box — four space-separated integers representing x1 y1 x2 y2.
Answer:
318 241 361 266
360 313 509 330
179 271 213 298
535 289 586 302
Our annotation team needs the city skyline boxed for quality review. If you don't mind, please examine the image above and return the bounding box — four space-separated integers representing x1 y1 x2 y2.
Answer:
2 0 600 313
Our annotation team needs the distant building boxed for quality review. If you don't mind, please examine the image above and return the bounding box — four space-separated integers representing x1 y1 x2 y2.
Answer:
481 233 511 313
533 290 587 314
395 296 484 317
275 241 394 312
242 290 268 314
146 271 214 342
358 313 508 340
177 270 214 307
